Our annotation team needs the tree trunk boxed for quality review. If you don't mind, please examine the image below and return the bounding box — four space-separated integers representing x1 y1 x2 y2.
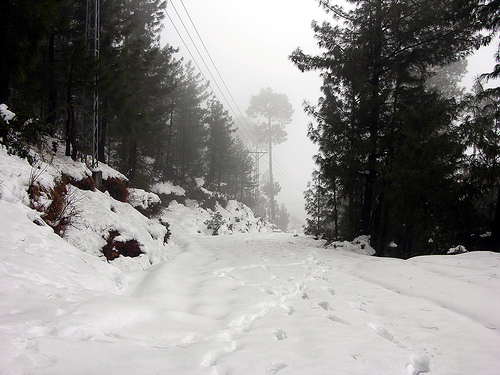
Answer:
46 33 57 135
269 138 275 223
491 188 500 245
65 64 76 159
128 139 137 182
268 117 276 223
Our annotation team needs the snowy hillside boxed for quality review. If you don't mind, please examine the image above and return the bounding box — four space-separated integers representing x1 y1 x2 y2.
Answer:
0 141 500 374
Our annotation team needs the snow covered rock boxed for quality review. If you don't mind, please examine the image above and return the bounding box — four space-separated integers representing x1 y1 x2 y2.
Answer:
325 235 376 255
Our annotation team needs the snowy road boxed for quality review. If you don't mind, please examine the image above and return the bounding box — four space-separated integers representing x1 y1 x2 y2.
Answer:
1 228 500 374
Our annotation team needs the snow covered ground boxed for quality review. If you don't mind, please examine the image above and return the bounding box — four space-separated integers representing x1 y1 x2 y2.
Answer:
0 133 500 374
1 224 500 374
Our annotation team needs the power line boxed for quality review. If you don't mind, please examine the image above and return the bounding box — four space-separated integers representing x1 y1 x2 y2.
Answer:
168 1 258 144
167 1 307 196
273 157 306 191
177 0 258 141
272 162 305 193
166 12 211 87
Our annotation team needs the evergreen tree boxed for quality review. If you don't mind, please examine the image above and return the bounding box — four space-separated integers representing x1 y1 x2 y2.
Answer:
291 0 482 256
275 203 290 232
462 80 500 245
168 62 209 183
246 87 293 223
0 0 60 104
304 172 337 238
226 138 255 205
205 98 236 190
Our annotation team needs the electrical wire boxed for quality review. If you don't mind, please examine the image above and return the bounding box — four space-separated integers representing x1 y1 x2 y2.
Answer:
177 0 258 142
168 1 258 144
167 0 307 195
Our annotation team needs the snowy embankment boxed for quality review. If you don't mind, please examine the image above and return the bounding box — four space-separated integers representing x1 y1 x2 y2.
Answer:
0 132 500 373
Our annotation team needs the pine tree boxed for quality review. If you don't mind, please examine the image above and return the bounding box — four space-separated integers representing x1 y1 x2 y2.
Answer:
275 203 290 232
168 62 209 183
0 0 59 104
246 87 293 223
291 0 483 256
462 80 500 246
205 99 236 190
304 172 337 238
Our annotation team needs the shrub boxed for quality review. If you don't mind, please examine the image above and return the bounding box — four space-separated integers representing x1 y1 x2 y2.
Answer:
1 109 48 164
204 212 224 235
65 173 96 191
159 217 171 244
158 192 186 206
101 230 143 261
103 177 129 202
36 177 81 236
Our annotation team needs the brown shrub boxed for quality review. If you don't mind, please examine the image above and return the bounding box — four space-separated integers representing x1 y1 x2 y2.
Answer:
101 230 143 261
41 178 73 235
64 173 96 191
103 177 129 202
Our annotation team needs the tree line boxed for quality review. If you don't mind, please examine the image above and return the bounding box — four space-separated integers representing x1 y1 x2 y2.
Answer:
293 0 500 257
1 0 258 206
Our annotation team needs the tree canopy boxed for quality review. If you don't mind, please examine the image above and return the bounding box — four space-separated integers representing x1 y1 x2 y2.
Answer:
247 87 293 223
291 0 492 257
0 0 257 211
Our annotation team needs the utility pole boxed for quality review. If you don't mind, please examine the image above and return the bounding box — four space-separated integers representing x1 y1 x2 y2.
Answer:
85 0 101 187
249 148 267 196
249 147 267 217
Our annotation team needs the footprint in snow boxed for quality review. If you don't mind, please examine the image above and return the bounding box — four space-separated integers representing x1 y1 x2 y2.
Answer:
406 354 430 375
282 304 295 315
369 324 399 345
273 329 287 341
327 314 350 325
323 287 336 296
201 350 221 367
318 301 331 310
262 287 277 295
225 340 245 352
265 362 287 374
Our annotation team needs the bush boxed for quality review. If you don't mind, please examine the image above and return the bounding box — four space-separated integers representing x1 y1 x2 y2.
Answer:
101 230 143 261
159 217 171 244
1 108 48 165
64 173 96 191
204 212 224 235
103 177 129 202
29 175 81 236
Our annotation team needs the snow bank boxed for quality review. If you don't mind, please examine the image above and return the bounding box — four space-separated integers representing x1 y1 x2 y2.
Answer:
128 187 161 210
0 103 15 123
162 198 269 241
1 137 267 273
0 201 125 293
151 181 185 196
326 235 376 255
0 146 34 204
63 187 182 271
0 142 183 272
